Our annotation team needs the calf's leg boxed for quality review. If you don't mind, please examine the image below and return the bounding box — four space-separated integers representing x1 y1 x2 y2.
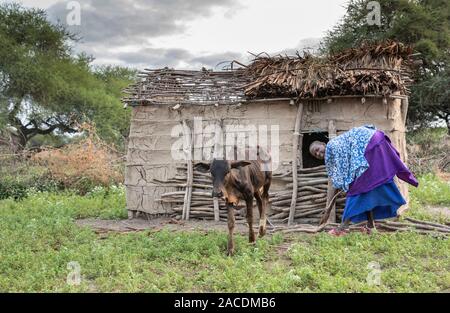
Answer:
246 198 256 243
261 181 270 236
254 192 266 237
227 203 236 256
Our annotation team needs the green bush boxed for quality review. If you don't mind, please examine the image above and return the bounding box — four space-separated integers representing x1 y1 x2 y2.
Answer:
0 178 27 200
0 170 60 200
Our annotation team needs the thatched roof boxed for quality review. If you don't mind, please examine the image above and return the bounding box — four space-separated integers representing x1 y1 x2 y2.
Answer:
123 41 414 106
122 68 250 106
243 41 414 99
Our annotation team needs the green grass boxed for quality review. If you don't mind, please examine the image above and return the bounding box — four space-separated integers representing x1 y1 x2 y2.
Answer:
407 174 450 223
0 181 449 292
410 174 450 206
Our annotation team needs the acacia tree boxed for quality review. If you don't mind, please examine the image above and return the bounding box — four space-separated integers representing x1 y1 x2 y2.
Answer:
0 3 135 151
409 68 450 132
322 0 450 132
93 65 138 148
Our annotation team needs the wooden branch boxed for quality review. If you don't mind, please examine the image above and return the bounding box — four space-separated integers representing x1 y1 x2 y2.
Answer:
319 190 343 226
403 217 450 230
182 120 193 220
326 120 337 223
288 102 304 226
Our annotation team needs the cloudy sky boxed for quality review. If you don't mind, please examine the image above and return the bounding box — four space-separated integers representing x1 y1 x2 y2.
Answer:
8 0 348 69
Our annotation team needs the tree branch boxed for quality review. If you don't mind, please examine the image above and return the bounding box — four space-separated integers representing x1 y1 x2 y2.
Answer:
26 122 78 138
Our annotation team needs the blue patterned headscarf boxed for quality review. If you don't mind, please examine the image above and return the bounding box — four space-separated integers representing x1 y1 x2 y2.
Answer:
325 125 376 191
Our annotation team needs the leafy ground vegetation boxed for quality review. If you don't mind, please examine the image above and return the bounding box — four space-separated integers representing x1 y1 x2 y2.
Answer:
0 128 448 292
0 175 448 292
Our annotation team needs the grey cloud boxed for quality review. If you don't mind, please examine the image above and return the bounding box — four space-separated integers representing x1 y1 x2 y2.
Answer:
44 1 322 71
115 47 192 68
110 47 245 70
47 0 240 46
94 40 323 71
223 2 247 19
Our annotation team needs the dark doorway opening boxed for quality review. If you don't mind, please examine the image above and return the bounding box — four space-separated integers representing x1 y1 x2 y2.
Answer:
302 132 329 168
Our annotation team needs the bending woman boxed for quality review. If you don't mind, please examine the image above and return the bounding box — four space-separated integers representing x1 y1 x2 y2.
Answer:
309 125 419 235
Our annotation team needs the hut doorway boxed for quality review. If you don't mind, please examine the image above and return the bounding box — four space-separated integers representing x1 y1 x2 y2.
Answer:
302 132 329 168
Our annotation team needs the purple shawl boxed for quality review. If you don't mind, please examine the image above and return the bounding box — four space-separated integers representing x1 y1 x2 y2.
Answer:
347 130 419 196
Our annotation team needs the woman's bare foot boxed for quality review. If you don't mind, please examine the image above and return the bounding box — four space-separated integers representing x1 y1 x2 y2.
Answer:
328 228 349 236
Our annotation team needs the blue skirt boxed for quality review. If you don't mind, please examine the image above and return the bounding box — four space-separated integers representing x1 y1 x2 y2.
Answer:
343 180 406 223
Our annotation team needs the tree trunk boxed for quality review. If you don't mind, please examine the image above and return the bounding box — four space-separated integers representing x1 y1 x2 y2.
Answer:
7 99 27 153
8 130 27 154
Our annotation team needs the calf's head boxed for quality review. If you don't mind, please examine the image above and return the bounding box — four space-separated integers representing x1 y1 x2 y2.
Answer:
194 160 251 200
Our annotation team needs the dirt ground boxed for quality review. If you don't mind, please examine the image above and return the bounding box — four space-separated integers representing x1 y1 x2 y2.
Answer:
76 205 449 235
425 205 450 218
76 216 276 235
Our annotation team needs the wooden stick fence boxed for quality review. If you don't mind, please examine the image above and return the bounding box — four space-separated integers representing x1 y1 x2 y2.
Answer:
270 165 346 224
158 165 245 222
152 156 450 238
157 162 345 224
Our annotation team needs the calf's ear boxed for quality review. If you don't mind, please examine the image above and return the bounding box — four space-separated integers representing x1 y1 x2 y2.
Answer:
194 162 211 173
230 160 252 169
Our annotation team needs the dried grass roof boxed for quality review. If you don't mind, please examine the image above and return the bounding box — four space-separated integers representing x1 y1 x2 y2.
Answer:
244 41 414 99
123 41 414 106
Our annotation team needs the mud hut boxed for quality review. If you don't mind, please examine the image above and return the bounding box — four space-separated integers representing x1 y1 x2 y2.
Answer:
122 41 415 225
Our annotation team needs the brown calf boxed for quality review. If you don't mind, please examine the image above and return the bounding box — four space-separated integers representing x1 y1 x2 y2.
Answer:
195 153 272 256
